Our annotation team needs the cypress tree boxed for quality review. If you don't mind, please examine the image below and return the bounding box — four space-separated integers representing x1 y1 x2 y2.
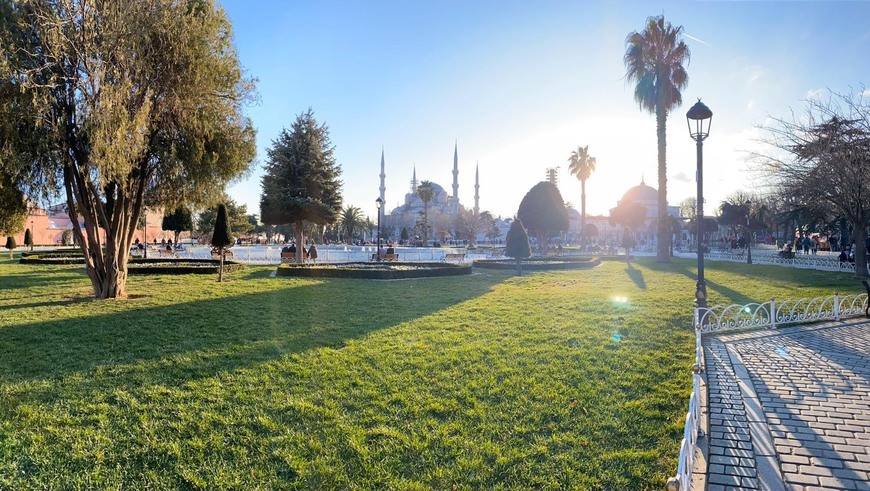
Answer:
505 219 532 276
24 228 33 251
5 235 16 259
211 204 233 282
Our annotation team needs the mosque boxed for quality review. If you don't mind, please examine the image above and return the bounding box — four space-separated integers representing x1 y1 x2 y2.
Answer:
379 143 480 237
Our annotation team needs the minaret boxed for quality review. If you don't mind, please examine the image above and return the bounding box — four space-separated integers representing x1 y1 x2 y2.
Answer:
452 141 459 214
411 165 418 192
474 161 480 216
379 148 386 206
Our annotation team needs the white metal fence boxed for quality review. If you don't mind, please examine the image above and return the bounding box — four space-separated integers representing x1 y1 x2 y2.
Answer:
169 245 484 265
694 293 868 333
673 250 864 274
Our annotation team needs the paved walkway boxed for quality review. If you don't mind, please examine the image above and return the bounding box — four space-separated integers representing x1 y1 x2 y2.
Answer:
703 321 870 490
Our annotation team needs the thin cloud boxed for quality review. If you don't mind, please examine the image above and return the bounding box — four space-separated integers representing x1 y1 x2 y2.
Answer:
671 172 692 183
683 33 710 47
862 89 870 98
806 88 828 100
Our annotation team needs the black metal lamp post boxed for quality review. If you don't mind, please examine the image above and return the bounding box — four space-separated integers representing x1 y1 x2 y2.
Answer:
687 100 712 308
143 207 148 259
30 219 34 251
375 197 383 262
745 200 753 264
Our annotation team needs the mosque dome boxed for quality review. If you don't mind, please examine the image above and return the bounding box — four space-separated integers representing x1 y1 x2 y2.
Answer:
621 179 658 203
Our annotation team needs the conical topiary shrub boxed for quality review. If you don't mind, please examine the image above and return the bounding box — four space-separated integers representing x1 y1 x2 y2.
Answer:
505 218 532 276
5 236 17 259
24 228 33 251
211 203 233 282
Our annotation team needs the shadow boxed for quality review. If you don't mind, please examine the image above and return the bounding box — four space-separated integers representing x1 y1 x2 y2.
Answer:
625 263 647 290
0 271 507 389
720 325 869 486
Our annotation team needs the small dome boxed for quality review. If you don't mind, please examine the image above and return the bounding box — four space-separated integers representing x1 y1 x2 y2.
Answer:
621 180 658 203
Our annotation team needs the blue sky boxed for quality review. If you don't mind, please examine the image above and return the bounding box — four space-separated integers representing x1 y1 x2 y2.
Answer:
220 0 870 221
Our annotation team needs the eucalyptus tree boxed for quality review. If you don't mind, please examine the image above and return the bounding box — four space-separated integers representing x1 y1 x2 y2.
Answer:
567 145 596 235
260 109 343 262
624 15 690 263
0 0 257 298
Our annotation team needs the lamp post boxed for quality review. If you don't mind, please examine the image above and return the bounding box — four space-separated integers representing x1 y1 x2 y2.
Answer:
30 219 34 251
687 99 712 308
745 200 753 264
375 197 383 262
143 207 148 259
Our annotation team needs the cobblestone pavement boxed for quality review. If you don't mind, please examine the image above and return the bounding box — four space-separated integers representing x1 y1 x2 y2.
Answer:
704 321 869 491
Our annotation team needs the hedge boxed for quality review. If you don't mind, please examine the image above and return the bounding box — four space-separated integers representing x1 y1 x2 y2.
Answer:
276 262 472 280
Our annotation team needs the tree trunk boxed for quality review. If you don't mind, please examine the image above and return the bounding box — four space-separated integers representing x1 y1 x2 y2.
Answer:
581 178 587 240
218 246 224 282
516 257 522 276
295 223 305 262
853 224 868 278
655 108 670 263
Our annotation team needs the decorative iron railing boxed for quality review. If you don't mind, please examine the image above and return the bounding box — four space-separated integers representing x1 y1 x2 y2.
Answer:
669 373 703 491
673 250 864 274
695 293 868 333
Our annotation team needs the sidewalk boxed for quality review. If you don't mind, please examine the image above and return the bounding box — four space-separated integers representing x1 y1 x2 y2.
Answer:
702 321 869 490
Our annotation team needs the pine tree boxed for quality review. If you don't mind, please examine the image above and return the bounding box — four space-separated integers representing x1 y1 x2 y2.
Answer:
260 109 343 262
211 204 233 282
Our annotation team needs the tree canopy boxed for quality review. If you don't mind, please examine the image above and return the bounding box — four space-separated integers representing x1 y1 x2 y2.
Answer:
0 173 27 236
516 182 569 252
754 90 870 277
0 0 257 298
260 109 342 260
162 207 193 245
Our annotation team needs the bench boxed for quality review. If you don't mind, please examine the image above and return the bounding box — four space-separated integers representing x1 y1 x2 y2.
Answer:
489 251 504 259
281 250 308 263
371 253 399 261
777 250 795 259
443 253 466 262
157 249 177 258
211 249 234 260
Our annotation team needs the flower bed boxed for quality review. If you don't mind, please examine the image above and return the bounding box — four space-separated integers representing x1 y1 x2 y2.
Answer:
473 256 601 271
276 261 471 279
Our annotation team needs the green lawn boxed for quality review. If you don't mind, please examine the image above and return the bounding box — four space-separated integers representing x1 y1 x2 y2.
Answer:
0 254 861 490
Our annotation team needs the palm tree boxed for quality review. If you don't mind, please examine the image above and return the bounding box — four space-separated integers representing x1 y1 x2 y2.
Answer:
340 206 362 243
417 180 435 241
567 145 596 237
624 15 690 262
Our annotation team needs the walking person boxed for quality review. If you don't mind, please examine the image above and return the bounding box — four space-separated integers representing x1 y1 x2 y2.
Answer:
308 244 318 264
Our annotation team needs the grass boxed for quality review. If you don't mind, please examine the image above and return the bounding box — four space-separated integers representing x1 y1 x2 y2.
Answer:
0 253 862 490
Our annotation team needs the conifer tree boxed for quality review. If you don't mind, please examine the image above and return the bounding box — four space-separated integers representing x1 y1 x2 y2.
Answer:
24 228 33 251
5 236 16 259
211 204 233 282
505 219 532 276
260 109 343 262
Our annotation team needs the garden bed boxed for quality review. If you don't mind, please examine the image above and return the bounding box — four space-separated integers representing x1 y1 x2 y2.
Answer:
277 261 471 279
20 253 244 275
473 256 601 271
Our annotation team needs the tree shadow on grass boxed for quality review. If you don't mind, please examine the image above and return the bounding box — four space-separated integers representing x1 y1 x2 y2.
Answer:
624 263 647 290
0 272 507 389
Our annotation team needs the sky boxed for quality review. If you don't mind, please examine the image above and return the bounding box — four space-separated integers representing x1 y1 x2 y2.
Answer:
218 0 870 221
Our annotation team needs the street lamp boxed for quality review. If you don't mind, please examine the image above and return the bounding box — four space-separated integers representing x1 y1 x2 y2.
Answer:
375 197 383 262
30 219 34 251
687 99 712 308
143 207 148 259
745 200 753 264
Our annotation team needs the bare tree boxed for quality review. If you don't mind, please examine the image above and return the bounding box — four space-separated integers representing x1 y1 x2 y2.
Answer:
752 89 870 277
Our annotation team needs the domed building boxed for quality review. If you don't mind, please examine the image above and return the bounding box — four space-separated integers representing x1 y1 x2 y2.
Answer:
616 177 680 246
379 143 481 240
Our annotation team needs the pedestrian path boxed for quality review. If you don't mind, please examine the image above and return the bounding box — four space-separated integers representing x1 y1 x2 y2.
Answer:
703 321 869 490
